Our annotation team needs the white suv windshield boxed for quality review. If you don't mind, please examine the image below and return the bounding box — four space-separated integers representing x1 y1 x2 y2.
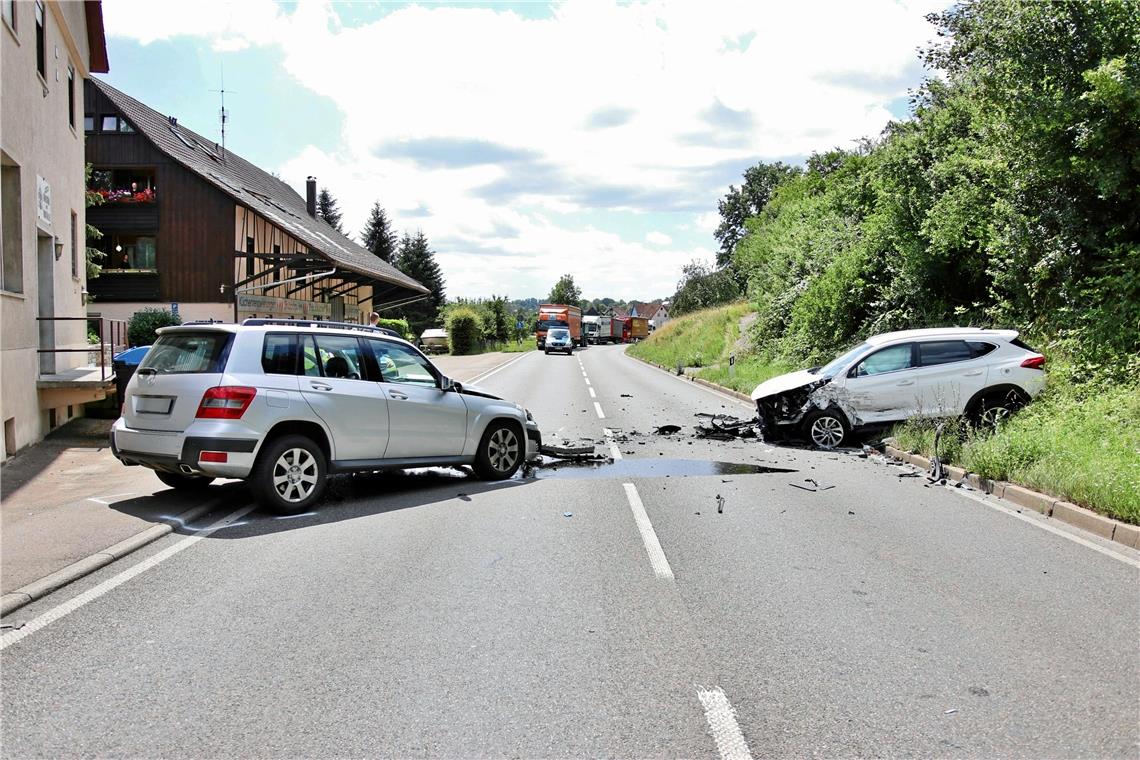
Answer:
549 330 569 339
815 342 869 378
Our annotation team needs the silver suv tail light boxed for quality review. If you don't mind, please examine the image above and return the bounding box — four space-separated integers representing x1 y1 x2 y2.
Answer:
196 386 257 419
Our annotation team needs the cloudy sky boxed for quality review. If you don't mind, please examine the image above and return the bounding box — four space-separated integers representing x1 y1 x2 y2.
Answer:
99 0 945 302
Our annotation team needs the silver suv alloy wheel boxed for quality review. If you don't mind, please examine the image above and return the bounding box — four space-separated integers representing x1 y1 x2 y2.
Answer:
273 447 320 503
487 427 520 473
809 415 845 449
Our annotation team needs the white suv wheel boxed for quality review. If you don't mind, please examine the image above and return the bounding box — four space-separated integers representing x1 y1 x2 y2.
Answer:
807 412 846 448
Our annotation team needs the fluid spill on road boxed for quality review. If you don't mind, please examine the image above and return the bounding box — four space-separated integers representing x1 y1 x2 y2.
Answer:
519 458 796 480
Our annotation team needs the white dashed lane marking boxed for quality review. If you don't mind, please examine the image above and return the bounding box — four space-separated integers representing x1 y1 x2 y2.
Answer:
698 687 753 760
622 483 672 580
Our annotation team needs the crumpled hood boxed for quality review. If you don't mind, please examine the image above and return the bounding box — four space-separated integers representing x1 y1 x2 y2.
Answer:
458 382 502 401
751 369 825 401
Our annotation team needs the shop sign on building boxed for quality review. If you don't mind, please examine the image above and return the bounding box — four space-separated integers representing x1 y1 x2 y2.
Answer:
36 176 52 228
237 293 332 318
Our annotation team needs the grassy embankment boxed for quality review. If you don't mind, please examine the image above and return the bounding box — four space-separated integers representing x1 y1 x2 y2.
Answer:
894 373 1140 524
630 303 1139 524
627 302 791 394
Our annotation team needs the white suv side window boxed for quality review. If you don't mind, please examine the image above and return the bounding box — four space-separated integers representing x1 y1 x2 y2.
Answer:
852 343 914 376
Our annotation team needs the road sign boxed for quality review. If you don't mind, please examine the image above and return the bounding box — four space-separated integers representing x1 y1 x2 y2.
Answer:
516 321 524 330
171 302 179 317
729 353 736 377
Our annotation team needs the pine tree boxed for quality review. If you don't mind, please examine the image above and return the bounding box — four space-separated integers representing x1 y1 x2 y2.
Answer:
395 230 446 336
360 201 398 264
316 187 345 234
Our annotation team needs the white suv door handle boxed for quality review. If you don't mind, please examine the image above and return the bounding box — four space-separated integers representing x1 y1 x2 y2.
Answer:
388 390 409 400
964 369 984 377
309 381 332 391
896 379 915 386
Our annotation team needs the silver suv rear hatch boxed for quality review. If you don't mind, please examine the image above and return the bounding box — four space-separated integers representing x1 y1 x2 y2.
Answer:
122 330 234 432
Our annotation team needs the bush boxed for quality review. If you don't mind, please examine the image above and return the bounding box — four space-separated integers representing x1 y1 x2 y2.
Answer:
445 307 481 355
128 308 181 347
375 317 412 340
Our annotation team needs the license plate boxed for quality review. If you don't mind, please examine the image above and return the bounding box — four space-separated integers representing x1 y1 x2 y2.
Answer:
135 396 174 415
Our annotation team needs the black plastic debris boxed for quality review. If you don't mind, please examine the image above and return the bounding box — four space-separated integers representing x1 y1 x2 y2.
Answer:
789 477 835 492
620 393 633 398
693 413 760 440
654 424 682 435
716 494 725 514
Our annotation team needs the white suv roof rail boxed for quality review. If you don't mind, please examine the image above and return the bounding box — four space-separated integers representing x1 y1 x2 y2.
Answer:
240 318 403 339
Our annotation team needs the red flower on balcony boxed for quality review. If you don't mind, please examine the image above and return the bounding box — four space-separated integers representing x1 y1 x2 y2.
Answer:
92 187 156 204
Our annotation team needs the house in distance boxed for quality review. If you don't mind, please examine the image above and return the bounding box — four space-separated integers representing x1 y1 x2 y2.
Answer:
83 79 428 325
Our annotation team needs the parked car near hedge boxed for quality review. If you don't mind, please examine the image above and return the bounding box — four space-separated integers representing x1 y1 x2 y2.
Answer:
751 328 1046 448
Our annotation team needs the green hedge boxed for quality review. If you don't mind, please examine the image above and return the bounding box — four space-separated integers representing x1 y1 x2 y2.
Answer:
128 308 181 347
445 307 481 355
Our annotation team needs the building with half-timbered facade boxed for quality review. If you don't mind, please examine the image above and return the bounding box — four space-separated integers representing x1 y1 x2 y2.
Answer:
83 79 428 326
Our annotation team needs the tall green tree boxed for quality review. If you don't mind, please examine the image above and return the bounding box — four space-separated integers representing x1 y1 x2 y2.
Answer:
394 230 446 336
547 274 581 305
670 260 741 316
360 201 397 264
485 294 511 344
84 164 104 280
714 162 800 265
316 187 345 234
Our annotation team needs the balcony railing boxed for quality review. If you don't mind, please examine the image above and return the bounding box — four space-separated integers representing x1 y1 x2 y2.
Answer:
36 316 129 381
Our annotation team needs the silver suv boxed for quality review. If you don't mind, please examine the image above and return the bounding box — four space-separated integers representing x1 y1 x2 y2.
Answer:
111 320 541 513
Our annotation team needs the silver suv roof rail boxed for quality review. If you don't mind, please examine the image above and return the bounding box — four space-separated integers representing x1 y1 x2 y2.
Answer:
240 318 403 339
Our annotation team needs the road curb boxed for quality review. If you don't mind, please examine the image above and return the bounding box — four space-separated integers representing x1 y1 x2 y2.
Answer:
0 496 234 617
881 441 1138 550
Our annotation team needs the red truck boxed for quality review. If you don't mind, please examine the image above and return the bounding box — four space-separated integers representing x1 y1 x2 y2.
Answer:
613 316 649 343
536 304 583 349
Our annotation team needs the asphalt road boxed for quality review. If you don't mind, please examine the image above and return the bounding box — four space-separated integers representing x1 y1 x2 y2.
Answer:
2 344 1137 758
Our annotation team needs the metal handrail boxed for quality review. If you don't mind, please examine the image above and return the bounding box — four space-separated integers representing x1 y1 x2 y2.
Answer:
36 316 128 381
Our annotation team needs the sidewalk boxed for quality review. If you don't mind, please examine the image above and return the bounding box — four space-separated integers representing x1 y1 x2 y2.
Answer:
1 418 238 606
0 351 528 615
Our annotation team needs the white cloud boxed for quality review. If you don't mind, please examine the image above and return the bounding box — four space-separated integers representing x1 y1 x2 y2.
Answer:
104 0 945 299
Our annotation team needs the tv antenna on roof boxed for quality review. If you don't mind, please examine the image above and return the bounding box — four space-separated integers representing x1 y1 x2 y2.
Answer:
210 64 237 159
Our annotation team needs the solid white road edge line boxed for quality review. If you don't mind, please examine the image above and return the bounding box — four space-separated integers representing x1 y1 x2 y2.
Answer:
623 483 673 579
625 351 753 410
946 485 1140 569
594 401 606 419
603 428 623 460
588 387 597 398
697 687 754 760
1 504 257 651
465 351 532 385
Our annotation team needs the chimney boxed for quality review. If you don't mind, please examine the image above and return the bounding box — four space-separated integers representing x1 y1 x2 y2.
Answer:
306 176 317 217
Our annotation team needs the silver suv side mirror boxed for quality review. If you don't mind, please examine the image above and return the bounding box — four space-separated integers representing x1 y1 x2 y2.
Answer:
440 376 462 392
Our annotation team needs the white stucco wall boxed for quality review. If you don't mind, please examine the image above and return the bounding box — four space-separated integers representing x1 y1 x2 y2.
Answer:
1 1 97 456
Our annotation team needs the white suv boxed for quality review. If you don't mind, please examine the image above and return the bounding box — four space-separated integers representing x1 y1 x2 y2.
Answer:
751 328 1046 448
111 320 541 513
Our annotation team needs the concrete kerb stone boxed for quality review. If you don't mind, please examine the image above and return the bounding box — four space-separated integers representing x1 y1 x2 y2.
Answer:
1001 484 1057 516
880 438 1138 549
0 496 232 618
